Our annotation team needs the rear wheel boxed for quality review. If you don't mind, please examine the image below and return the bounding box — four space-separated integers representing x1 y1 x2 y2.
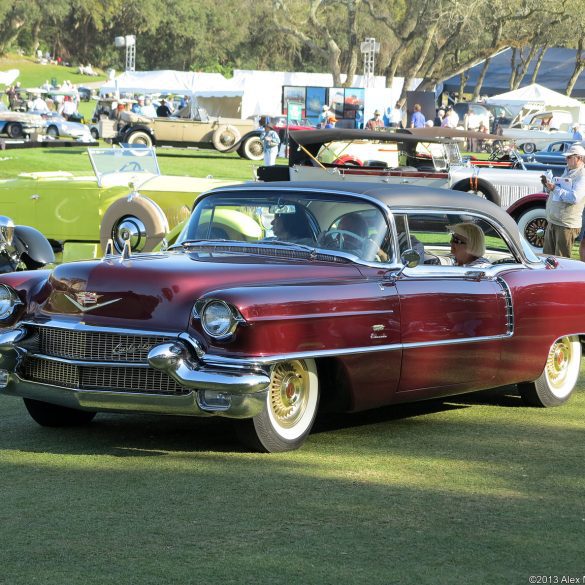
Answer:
23 398 96 427
518 336 581 407
46 125 59 137
236 359 319 452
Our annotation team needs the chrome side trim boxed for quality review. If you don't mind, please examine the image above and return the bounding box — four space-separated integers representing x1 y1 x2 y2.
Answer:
496 276 515 334
199 332 513 367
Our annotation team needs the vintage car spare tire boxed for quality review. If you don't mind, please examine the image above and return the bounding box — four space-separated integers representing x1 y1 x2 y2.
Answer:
235 358 320 452
517 336 581 407
126 130 154 147
237 135 264 160
451 177 501 207
100 195 169 254
212 125 241 152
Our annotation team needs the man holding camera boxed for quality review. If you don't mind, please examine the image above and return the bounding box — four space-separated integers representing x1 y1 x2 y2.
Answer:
542 144 585 258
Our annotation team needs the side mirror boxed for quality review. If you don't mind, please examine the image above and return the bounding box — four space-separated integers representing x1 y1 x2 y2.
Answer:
401 248 421 268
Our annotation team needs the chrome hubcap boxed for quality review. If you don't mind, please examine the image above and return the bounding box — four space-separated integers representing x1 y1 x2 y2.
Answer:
270 362 309 429
546 337 572 390
113 216 146 252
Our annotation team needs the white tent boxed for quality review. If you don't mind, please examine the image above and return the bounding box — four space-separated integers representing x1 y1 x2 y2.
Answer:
0 69 19 86
486 83 585 122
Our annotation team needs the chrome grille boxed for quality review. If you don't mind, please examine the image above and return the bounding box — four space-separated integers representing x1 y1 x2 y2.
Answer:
21 357 190 396
27 325 174 363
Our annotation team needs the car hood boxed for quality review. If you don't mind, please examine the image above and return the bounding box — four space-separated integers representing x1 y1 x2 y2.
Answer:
37 250 363 331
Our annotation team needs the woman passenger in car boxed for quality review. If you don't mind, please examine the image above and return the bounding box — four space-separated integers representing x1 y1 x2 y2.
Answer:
449 222 491 267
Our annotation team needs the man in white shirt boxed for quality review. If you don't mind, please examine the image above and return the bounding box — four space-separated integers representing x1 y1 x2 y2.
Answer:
31 95 50 112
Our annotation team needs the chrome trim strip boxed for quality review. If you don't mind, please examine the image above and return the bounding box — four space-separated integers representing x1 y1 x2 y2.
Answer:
17 320 180 338
200 332 513 367
29 353 151 368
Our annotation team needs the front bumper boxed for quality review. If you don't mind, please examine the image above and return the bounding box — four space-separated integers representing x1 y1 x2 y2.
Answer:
0 325 270 419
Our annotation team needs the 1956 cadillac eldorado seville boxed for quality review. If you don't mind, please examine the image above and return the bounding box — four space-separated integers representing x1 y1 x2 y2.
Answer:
0 182 583 452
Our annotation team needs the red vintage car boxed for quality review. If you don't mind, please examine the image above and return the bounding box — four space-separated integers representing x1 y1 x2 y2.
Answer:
0 182 582 452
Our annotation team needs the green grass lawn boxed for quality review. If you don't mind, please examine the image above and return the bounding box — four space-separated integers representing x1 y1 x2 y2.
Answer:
1 374 584 584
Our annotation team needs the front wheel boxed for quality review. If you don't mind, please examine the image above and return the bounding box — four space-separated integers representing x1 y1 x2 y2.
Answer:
517 336 581 407
516 207 547 252
46 125 59 137
6 122 23 138
236 359 319 452
522 142 536 154
237 135 264 160
23 398 96 427
126 130 153 147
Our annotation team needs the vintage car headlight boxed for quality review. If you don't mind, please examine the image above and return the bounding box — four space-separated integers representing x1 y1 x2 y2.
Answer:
197 300 241 339
0 285 21 320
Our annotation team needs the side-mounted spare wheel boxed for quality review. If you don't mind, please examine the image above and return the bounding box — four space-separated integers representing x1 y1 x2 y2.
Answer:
451 177 502 207
236 358 320 452
518 336 582 407
100 195 169 253
212 124 241 152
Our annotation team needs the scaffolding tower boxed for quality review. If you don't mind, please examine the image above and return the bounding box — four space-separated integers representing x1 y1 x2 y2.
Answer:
360 37 380 88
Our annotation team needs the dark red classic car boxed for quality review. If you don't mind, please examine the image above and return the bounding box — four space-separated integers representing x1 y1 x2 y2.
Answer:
0 182 582 452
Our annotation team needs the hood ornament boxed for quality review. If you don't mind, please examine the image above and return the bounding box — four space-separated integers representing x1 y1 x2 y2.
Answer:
64 292 122 313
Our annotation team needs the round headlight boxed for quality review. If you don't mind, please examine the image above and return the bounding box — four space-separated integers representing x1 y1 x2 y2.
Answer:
0 285 21 320
201 300 235 338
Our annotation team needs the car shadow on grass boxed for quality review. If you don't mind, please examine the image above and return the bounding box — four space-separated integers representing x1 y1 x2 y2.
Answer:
2 386 523 456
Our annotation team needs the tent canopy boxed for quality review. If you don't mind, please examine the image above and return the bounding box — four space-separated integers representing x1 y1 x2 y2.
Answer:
485 83 583 108
443 47 585 98
0 69 19 86
99 70 242 98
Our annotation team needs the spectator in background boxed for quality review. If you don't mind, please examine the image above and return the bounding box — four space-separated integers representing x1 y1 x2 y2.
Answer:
389 102 404 128
260 121 280 166
441 106 459 128
410 104 425 128
319 105 331 128
572 124 583 141
366 109 384 130
59 95 77 119
463 106 480 151
434 108 445 127
140 97 157 118
31 93 50 113
156 99 173 118
132 96 145 114
541 144 585 258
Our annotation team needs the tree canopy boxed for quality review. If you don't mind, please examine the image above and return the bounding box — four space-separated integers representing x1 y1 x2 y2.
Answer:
1 0 583 95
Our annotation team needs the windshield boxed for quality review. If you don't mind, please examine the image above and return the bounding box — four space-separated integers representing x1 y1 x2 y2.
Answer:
177 189 393 263
87 147 161 186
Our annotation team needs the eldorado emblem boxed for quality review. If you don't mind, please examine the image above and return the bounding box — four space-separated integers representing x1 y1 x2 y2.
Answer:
64 292 122 313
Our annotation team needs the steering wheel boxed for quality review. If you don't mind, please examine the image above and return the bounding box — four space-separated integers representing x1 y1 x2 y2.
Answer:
320 229 366 253
120 161 144 172
488 141 505 161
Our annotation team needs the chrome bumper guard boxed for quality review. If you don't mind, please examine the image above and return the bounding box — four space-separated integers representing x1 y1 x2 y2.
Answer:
0 327 270 419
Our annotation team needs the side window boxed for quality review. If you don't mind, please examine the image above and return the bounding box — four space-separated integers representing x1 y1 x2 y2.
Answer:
401 212 519 267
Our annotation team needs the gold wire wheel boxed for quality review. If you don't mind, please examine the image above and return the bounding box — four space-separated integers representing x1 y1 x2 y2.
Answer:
545 337 574 391
269 361 310 429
